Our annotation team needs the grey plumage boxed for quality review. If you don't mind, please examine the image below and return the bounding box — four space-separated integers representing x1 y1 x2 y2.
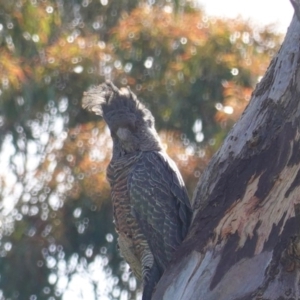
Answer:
82 81 192 300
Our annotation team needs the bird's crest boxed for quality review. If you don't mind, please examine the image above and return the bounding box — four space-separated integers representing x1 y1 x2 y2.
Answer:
82 81 149 123
82 81 161 153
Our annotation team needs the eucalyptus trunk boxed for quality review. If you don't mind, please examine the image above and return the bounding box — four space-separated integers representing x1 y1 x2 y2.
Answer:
153 2 300 299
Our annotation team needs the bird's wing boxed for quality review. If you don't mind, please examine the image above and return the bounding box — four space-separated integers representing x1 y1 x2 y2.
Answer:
128 151 192 271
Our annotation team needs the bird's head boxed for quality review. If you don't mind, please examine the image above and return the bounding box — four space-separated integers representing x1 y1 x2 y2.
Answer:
82 81 162 158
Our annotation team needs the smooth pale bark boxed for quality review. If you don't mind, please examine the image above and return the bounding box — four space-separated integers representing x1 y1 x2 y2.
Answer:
153 3 300 300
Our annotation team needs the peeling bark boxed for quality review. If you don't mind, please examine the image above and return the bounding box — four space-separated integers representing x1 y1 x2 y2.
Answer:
152 5 300 300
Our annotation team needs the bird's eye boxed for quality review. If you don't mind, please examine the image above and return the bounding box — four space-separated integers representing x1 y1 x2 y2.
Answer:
116 127 131 141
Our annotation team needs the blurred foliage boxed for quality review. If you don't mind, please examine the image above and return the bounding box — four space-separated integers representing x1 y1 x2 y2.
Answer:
0 0 282 299
111 4 281 142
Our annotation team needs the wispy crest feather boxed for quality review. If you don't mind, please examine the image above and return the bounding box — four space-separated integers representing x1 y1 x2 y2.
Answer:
82 81 153 125
82 80 117 116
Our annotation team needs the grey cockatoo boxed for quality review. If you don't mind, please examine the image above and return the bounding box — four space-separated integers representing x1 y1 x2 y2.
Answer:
82 81 192 300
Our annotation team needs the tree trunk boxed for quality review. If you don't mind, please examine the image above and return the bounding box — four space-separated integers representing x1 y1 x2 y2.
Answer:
153 3 300 300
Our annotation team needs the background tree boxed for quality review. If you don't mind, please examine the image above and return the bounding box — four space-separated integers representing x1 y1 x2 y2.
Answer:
0 0 282 299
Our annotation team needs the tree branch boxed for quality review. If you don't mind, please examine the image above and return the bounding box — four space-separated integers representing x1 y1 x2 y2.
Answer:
291 0 300 22
153 7 300 300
